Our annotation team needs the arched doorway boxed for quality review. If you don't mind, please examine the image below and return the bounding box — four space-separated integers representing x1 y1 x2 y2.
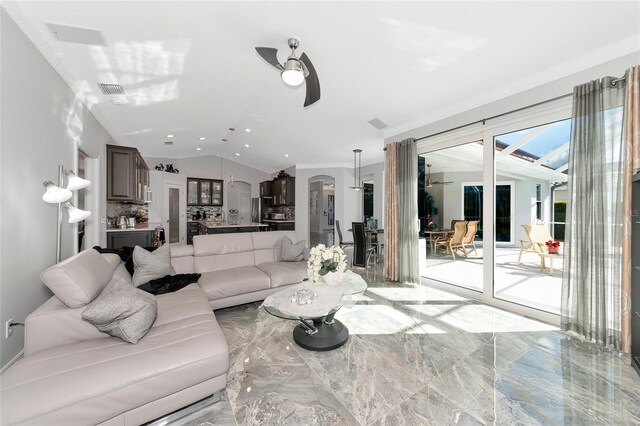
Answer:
226 181 251 224
308 175 335 246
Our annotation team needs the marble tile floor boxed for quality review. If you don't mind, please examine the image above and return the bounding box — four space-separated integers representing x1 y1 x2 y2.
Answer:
166 272 639 426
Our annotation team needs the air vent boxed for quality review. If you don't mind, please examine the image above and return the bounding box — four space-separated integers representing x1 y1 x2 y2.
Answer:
164 141 173 146
368 118 388 130
46 23 106 46
98 83 125 95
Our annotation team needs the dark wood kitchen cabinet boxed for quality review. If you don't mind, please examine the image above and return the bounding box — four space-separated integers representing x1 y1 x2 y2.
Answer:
272 177 295 206
107 145 149 203
187 178 223 206
107 230 153 249
260 180 272 197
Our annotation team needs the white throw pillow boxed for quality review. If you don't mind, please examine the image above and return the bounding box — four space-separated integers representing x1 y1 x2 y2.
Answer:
82 277 157 344
280 236 306 262
132 244 175 287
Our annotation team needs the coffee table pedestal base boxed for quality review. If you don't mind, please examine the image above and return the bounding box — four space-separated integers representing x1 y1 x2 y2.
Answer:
293 319 349 351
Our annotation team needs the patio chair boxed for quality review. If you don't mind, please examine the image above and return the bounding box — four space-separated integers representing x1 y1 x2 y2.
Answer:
518 224 553 263
461 220 479 255
436 220 467 260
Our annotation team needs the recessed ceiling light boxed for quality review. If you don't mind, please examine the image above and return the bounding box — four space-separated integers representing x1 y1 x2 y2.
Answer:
235 152 240 156
166 134 174 138
284 154 289 158
196 147 202 151
244 144 250 148
244 128 251 133
199 137 205 141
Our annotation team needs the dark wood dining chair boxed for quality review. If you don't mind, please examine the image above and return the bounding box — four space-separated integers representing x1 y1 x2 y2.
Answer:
352 222 376 268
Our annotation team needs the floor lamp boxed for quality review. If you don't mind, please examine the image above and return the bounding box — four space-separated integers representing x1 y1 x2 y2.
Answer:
42 165 91 263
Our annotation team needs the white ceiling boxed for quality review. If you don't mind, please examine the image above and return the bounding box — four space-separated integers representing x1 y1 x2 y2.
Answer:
4 1 639 173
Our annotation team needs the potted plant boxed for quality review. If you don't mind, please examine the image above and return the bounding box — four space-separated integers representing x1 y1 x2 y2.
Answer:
545 240 561 254
307 244 347 285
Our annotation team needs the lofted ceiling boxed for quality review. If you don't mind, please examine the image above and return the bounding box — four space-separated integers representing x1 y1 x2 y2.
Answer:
4 1 639 173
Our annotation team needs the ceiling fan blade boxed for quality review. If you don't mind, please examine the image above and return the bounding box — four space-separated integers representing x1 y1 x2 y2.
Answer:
300 52 320 107
255 47 283 70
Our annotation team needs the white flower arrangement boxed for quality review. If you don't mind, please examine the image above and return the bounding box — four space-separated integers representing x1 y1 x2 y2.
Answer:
306 244 347 284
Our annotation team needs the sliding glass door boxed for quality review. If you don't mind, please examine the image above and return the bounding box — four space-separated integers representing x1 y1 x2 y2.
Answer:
417 97 572 324
493 118 571 315
419 141 484 292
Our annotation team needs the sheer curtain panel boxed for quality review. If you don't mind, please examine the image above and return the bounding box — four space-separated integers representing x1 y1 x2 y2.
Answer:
384 139 419 283
561 72 630 350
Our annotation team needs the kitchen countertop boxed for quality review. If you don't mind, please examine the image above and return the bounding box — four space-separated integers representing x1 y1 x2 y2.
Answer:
263 219 295 223
189 221 268 228
106 225 156 233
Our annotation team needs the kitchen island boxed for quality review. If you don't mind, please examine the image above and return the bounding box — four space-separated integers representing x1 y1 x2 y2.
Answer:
263 219 295 231
188 221 269 244
106 224 158 249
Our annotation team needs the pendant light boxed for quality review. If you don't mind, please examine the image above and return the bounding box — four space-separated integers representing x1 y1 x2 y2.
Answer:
349 149 363 191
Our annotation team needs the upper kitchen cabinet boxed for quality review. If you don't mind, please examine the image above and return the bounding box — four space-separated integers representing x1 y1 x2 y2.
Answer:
107 144 150 203
260 180 272 198
272 177 295 206
187 177 223 206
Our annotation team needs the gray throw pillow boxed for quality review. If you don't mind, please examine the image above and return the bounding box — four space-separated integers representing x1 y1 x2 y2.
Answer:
82 278 157 344
280 236 306 261
132 244 175 287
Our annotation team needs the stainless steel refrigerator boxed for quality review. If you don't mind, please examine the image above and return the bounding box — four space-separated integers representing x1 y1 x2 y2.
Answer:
251 198 260 223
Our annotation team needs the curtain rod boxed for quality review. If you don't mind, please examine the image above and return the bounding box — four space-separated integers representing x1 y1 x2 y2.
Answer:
413 92 572 143
382 73 628 147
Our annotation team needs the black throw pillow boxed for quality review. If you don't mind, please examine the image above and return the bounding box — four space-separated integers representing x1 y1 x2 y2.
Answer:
138 273 201 295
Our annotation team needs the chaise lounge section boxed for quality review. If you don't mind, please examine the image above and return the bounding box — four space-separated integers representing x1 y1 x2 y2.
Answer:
1 231 308 425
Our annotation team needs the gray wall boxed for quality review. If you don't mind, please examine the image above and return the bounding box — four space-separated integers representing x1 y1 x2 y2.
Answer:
1 9 114 369
386 53 639 145
144 155 271 199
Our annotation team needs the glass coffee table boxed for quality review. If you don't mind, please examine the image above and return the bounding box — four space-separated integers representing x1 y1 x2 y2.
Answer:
262 270 367 351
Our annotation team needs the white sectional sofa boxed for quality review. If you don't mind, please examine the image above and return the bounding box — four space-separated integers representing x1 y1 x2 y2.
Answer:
171 230 309 309
1 231 307 425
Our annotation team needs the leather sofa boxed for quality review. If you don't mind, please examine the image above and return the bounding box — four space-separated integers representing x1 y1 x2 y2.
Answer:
171 230 309 309
1 231 307 425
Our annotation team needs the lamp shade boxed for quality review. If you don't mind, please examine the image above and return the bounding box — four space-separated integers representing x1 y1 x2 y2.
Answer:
64 202 91 223
64 170 90 190
42 181 72 203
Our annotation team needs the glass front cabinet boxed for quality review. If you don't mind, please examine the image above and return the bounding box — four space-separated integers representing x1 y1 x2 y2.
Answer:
187 177 223 206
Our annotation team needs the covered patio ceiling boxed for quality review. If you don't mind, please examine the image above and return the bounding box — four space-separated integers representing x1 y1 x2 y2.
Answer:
420 118 571 183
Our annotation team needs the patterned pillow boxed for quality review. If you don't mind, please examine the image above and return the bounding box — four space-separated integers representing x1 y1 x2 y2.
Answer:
280 236 306 262
82 277 157 344
132 244 175 287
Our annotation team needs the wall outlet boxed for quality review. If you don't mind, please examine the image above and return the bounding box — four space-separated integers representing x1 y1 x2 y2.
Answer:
5 319 13 338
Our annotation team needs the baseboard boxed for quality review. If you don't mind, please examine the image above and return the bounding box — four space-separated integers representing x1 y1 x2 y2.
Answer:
1 350 24 374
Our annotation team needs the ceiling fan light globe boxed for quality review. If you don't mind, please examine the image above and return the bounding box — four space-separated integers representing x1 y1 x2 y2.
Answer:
281 59 304 86
281 69 304 86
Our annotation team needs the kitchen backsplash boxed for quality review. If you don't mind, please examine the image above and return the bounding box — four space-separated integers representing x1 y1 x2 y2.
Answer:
265 206 295 220
107 202 149 224
187 206 223 221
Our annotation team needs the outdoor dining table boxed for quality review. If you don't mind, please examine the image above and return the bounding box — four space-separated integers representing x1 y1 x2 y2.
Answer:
424 229 453 253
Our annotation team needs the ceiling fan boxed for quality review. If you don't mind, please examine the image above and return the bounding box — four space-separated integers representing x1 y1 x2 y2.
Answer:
425 164 453 188
255 37 320 107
